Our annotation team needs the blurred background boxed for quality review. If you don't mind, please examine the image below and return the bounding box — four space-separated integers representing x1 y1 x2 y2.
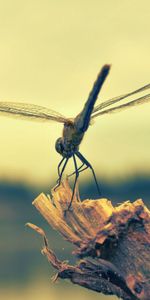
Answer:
0 0 150 299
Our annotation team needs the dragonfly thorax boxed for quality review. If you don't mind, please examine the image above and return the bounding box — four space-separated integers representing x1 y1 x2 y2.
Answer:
55 121 84 158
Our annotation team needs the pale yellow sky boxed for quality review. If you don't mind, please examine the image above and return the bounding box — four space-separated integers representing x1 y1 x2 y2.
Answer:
0 0 150 185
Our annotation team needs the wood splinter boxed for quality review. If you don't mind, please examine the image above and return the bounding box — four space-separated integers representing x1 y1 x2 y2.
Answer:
27 179 150 300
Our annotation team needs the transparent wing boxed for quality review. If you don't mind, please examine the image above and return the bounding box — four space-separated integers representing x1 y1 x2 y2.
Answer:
0 102 68 123
91 93 150 119
92 83 150 114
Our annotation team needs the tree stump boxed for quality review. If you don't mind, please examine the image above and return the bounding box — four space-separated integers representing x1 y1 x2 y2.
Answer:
27 180 150 300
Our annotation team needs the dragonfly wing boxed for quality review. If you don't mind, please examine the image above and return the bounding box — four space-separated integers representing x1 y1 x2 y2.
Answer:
92 83 150 114
0 102 68 123
91 93 150 119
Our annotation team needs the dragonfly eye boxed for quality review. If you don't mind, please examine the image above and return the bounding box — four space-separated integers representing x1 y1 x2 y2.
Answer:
55 138 64 155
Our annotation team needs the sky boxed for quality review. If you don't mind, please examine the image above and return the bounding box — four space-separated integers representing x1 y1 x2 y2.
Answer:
0 0 150 186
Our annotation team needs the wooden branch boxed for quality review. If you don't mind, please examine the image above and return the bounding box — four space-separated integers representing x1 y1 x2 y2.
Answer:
27 179 150 300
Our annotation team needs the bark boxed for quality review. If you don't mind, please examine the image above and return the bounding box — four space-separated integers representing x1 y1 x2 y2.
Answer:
27 179 150 300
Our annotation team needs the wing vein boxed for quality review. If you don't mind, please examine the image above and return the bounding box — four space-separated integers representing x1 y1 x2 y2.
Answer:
92 83 150 114
0 102 67 123
91 93 150 118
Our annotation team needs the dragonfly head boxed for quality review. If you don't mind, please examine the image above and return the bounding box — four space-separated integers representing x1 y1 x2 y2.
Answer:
55 137 76 158
55 137 64 156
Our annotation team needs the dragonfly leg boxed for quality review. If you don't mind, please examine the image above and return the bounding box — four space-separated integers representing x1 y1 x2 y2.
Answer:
54 157 69 191
68 163 89 178
67 154 79 211
57 157 65 178
76 164 89 174
68 162 85 178
75 151 101 197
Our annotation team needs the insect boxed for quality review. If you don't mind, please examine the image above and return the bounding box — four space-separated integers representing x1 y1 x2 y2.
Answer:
0 65 150 208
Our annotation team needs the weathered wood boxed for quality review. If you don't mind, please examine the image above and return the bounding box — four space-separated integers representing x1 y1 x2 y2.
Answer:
27 179 150 300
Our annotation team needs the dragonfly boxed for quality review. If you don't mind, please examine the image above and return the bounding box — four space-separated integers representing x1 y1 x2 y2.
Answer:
0 64 150 209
